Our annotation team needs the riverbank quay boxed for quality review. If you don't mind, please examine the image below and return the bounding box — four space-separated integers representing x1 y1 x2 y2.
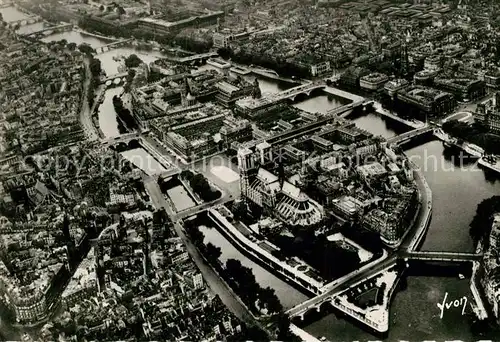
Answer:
207 208 325 295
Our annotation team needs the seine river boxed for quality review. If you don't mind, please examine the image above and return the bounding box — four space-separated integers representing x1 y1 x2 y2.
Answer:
5 5 500 340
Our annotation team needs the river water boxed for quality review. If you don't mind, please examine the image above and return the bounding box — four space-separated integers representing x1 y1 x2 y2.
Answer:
0 5 29 22
302 118 500 341
199 224 309 310
6 8 500 339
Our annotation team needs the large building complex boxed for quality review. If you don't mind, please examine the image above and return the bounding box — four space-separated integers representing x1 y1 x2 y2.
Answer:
238 143 325 228
396 86 455 117
482 214 500 323
475 92 500 135
360 73 389 91
137 11 224 35
433 77 485 102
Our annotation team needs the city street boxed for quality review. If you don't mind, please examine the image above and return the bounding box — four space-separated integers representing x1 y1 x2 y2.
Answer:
143 176 262 328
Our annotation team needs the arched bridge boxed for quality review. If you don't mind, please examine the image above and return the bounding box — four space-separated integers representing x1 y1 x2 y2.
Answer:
8 15 42 28
22 23 73 37
102 132 141 147
271 82 326 102
400 251 483 263
101 72 129 84
252 67 279 77
387 127 434 146
95 39 134 54
326 99 367 118
177 51 218 64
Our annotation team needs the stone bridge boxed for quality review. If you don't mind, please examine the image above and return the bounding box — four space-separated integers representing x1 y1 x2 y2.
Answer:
95 39 134 54
22 23 73 37
8 15 42 28
177 51 218 64
271 82 326 102
386 127 434 146
100 72 129 85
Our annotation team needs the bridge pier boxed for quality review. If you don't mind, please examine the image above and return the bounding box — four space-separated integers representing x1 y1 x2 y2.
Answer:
95 39 134 55
23 23 73 38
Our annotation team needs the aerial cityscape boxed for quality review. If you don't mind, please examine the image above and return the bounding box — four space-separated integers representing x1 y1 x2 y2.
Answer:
1 0 500 340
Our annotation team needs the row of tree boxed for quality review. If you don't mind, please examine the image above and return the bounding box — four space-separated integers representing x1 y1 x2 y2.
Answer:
123 69 136 93
271 230 361 281
79 43 96 55
217 47 311 79
124 54 143 68
225 258 283 314
180 170 221 202
442 120 500 155
184 216 283 315
112 95 138 131
183 217 282 341
87 53 101 108
77 18 213 54
469 196 500 246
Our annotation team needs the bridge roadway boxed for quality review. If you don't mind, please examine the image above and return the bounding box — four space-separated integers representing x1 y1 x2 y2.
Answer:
323 86 365 103
265 101 365 146
327 99 365 118
101 72 129 84
286 254 398 318
95 39 134 54
102 132 141 145
286 249 484 319
177 51 218 63
8 15 42 27
22 23 72 37
270 82 325 102
386 126 434 145
370 101 424 129
401 251 483 262
251 68 303 84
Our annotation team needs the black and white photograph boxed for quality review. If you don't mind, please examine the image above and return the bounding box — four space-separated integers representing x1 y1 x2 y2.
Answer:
0 0 499 341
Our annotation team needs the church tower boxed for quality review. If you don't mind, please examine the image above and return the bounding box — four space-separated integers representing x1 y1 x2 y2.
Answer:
181 77 196 107
237 147 255 201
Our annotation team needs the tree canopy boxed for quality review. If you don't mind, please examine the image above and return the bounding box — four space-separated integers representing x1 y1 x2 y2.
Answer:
181 170 221 202
124 54 143 68
442 120 500 155
89 57 102 78
225 258 283 315
470 196 500 245
67 42 77 51
78 43 95 55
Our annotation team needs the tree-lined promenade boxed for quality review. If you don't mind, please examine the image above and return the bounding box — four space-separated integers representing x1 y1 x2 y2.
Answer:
183 213 300 341
442 120 500 155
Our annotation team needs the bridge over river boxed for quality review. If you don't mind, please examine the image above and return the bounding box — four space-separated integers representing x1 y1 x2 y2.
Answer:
95 39 134 54
285 249 483 330
268 82 326 102
387 126 434 146
7 15 42 28
22 23 72 37
401 251 483 262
